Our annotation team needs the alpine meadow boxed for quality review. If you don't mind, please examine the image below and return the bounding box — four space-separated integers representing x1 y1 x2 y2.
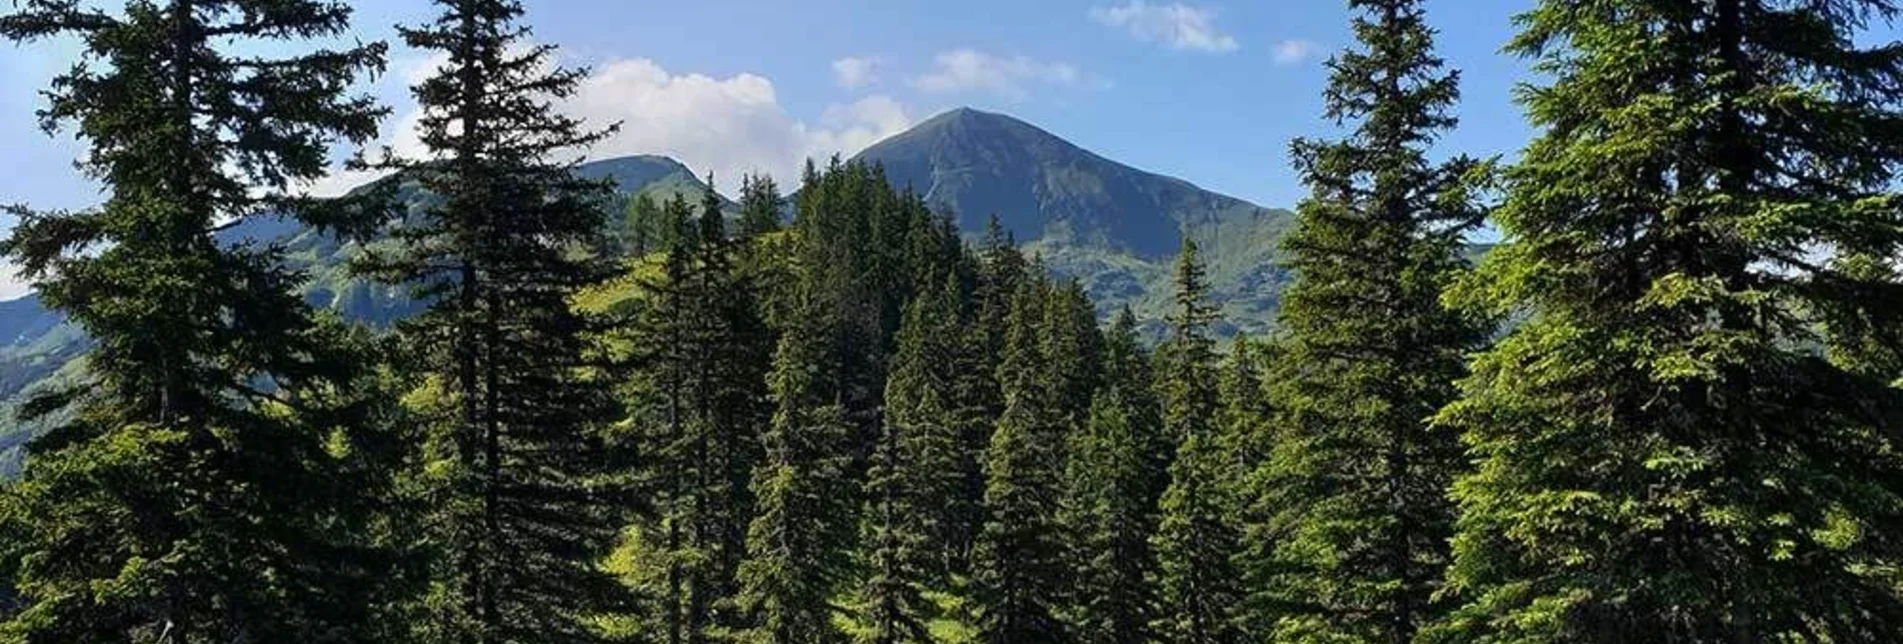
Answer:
4 0 1903 642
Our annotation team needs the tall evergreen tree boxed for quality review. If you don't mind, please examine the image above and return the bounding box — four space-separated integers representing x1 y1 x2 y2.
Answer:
1152 239 1246 643
623 192 663 256
854 283 963 643
0 1 394 640
360 1 630 640
1247 1 1488 641
734 164 877 644
1430 0 1903 640
885 274 978 580
617 181 773 643
1061 308 1169 644
738 174 786 239
972 274 1070 644
736 300 857 644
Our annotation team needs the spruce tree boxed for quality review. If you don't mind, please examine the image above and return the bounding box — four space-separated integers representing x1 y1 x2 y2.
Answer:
1061 308 1169 644
738 174 786 239
854 292 947 642
737 301 856 644
624 192 663 256
360 1 630 640
1152 239 1245 643
0 1 394 640
1430 0 1903 640
1248 1 1488 641
972 274 1070 644
735 165 874 644
617 181 772 643
886 274 978 580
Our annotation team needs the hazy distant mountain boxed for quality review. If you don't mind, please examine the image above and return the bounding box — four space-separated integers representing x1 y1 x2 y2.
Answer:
0 155 723 471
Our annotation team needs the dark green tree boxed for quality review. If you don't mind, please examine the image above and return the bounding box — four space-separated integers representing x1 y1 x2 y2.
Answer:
1152 239 1245 643
887 273 978 581
736 298 857 644
1429 0 1903 641
971 274 1070 644
1247 1 1488 641
734 163 888 644
1061 308 1169 644
359 0 630 640
617 181 773 643
0 1 395 640
854 285 962 642
623 192 663 256
738 173 786 239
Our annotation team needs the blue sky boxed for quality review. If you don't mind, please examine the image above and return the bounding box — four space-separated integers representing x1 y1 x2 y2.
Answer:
0 0 1569 295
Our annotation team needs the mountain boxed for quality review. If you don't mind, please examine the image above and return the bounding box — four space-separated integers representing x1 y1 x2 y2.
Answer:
0 156 721 471
853 107 1296 337
0 108 1302 467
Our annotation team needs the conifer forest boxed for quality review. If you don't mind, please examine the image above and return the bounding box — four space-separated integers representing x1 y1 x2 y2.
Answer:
6 0 1903 642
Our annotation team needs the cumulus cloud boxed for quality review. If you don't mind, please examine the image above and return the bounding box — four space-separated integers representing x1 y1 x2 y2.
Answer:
909 49 1095 99
1089 1 1238 53
808 95 913 156
1272 39 1320 65
307 56 914 197
832 56 881 89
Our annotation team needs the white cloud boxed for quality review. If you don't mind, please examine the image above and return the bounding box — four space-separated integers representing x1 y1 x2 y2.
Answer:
0 263 25 301
909 49 1095 99
1272 39 1320 65
832 56 881 89
307 56 914 197
807 96 912 157
1089 1 1238 53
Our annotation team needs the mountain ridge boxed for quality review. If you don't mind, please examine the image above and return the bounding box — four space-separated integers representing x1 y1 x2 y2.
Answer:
852 107 1285 259
0 108 1300 465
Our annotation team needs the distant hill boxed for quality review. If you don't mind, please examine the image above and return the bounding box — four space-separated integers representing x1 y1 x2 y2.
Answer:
0 156 723 471
854 107 1297 337
0 108 1307 466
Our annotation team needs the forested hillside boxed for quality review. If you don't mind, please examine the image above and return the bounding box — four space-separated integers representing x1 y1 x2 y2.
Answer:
0 0 1901 642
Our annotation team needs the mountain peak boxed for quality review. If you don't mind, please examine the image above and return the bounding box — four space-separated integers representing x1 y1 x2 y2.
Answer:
576 154 701 193
853 108 1270 258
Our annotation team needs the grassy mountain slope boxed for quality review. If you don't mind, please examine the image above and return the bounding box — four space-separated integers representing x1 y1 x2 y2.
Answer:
853 107 1297 337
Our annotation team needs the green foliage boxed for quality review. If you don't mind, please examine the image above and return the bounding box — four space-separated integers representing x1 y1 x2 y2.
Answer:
1245 1 1491 641
739 174 787 239
1428 1 1903 641
609 179 776 643
357 1 633 640
1060 308 1169 644
736 309 856 644
970 272 1080 644
0 0 399 640
1151 240 1247 643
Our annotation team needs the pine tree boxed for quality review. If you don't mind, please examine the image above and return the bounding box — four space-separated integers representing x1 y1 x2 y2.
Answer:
1247 1 1488 641
616 180 773 643
0 1 395 640
359 1 630 640
885 274 978 580
737 303 856 644
734 164 877 644
739 173 786 239
1429 0 1903 640
1061 308 1169 644
855 290 953 641
1152 239 1245 643
624 192 663 255
972 274 1070 644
